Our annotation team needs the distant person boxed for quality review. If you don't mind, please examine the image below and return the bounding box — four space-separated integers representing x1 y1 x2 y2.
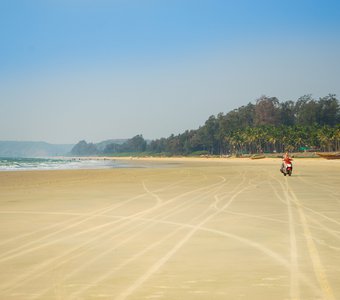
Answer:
281 152 293 173
283 152 292 163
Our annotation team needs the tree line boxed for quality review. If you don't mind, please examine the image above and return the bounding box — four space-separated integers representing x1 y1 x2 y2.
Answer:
71 94 340 156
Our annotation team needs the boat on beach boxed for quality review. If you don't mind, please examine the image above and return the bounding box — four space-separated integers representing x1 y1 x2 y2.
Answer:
250 154 265 160
316 152 340 159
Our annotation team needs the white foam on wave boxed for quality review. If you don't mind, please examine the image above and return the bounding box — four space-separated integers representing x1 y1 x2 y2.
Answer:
0 158 119 171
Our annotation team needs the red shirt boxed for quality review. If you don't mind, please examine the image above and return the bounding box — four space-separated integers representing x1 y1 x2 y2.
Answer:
283 157 292 164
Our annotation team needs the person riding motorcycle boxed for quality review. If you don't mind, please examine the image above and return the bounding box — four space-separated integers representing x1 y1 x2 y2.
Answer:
280 152 293 174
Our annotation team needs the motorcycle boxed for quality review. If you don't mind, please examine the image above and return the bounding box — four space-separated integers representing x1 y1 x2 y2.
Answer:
281 162 293 176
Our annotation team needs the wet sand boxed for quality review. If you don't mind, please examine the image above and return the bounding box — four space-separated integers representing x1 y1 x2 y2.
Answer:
0 158 340 300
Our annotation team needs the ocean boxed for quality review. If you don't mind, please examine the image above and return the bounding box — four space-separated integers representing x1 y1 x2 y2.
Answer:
0 157 124 171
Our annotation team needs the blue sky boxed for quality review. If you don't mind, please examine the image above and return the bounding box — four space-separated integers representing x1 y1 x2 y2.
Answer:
1 0 340 143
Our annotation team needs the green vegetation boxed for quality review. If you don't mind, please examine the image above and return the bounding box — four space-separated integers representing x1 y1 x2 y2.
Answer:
71 94 340 156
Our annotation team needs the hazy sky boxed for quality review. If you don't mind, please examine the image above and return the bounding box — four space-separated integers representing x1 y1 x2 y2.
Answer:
1 0 340 144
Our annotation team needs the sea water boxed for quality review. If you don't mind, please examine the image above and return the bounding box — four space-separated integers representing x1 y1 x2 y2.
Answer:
0 157 123 171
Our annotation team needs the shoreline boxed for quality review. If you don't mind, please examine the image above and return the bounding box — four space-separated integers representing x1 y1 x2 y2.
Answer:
63 154 334 164
1 155 339 173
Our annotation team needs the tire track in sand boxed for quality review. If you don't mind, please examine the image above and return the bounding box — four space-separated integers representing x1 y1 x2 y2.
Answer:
65 178 230 300
113 172 250 300
270 175 300 300
285 178 335 300
0 171 197 262
0 192 149 259
0 169 191 249
0 175 198 293
1 175 227 295
27 176 228 299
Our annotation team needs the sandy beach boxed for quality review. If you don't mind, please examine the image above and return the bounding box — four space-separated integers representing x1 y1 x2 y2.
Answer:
1 157 340 300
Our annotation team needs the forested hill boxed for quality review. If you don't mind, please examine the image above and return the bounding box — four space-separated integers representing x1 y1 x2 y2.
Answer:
71 94 340 156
